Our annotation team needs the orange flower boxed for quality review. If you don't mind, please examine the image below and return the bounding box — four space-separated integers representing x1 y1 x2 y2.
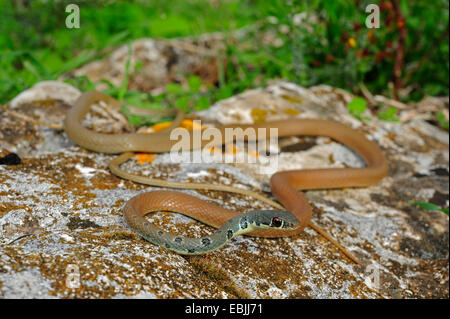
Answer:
397 18 406 29
380 1 394 11
139 119 206 134
149 121 172 132
135 153 156 164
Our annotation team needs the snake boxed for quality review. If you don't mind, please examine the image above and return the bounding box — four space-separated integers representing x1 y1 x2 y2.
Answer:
64 91 388 259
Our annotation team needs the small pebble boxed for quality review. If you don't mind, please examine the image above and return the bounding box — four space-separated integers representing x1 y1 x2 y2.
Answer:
0 153 21 165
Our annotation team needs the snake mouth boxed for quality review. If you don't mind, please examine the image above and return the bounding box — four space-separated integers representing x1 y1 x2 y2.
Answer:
284 220 301 230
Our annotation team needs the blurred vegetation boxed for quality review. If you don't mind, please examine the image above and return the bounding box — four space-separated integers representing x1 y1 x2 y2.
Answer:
0 0 448 120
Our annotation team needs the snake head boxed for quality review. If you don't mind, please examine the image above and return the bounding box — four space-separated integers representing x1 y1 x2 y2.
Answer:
250 210 300 230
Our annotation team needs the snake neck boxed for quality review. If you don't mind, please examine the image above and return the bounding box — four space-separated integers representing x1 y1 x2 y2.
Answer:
132 213 257 255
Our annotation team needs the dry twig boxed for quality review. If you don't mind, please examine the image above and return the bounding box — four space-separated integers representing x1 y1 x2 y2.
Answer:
0 103 64 130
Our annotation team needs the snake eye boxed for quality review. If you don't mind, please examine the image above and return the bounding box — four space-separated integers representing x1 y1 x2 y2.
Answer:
271 217 282 228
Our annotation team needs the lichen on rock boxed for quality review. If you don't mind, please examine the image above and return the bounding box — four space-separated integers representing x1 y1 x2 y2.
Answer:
0 77 448 298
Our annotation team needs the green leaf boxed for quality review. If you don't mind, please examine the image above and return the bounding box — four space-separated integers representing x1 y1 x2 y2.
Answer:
347 97 370 121
377 107 399 122
123 91 150 106
195 96 210 110
348 97 367 114
410 202 449 215
175 96 189 111
120 104 172 128
437 112 449 131
166 83 184 94
217 86 233 100
187 75 202 92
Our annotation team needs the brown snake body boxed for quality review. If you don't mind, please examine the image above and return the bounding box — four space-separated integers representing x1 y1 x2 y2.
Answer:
64 91 388 261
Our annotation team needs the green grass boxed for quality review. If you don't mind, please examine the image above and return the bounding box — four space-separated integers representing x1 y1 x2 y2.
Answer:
0 0 255 104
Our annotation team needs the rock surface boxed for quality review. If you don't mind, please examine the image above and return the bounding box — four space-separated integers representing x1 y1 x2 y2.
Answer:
0 78 448 298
